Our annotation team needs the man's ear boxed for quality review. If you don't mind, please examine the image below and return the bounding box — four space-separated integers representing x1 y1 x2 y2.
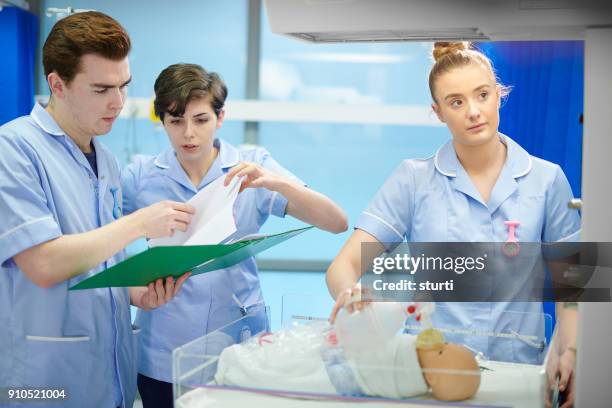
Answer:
216 109 225 129
47 72 66 99
432 103 445 123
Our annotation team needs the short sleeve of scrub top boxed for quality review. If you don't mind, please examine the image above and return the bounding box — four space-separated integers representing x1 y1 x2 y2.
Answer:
543 165 580 243
354 160 415 251
0 131 62 267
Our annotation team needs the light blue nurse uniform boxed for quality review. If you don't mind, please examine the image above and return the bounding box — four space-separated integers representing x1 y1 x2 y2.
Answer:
121 138 302 383
355 134 580 364
0 104 138 408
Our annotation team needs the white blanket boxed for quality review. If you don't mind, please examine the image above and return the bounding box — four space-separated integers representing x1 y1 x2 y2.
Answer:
180 359 545 408
214 324 428 399
214 323 336 394
349 334 428 398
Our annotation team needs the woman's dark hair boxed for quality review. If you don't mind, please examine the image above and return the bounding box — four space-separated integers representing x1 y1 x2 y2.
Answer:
154 63 227 121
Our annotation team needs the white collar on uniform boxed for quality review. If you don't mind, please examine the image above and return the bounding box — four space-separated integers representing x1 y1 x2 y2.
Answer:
434 133 532 179
31 102 65 137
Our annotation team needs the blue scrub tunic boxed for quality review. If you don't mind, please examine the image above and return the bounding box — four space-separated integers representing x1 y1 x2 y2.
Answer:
0 104 137 407
121 138 302 382
356 134 580 364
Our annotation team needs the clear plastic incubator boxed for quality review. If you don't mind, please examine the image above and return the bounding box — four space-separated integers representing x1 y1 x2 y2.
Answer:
173 297 563 408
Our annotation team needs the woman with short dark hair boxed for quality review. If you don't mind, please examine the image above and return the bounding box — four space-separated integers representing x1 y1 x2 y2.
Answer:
122 63 348 408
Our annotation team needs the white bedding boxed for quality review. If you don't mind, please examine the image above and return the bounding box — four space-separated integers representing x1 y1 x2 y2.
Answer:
177 360 545 408
213 323 427 399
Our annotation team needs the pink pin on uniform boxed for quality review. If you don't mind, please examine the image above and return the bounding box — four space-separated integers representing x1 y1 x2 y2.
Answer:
503 220 520 256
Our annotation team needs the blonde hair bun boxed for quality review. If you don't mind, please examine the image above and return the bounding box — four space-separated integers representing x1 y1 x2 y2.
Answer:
432 42 470 62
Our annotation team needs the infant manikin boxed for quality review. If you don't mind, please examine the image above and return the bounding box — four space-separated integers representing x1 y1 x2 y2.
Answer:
214 302 480 401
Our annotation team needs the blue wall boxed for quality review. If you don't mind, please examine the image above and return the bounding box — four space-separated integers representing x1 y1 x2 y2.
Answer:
0 6 37 125
478 41 584 196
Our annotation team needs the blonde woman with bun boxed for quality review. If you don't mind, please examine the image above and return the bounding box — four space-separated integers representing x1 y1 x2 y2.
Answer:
327 42 579 406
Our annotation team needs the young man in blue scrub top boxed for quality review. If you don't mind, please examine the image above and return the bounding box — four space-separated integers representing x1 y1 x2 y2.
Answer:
121 63 348 408
0 12 193 408
327 42 579 407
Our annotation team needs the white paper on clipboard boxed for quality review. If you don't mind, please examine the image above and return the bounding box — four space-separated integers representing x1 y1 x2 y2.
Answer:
148 175 242 247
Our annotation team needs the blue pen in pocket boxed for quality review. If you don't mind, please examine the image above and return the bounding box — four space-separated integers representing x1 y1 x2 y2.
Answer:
110 187 122 219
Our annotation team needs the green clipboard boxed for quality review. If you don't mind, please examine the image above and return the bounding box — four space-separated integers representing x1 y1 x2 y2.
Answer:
69 226 313 290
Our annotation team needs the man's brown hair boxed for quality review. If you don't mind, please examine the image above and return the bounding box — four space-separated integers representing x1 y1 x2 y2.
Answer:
43 11 131 85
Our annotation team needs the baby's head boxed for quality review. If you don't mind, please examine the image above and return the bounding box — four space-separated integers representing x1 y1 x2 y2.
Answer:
416 334 481 401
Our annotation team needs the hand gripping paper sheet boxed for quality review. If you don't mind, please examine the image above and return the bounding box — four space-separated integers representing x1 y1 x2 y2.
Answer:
148 175 242 247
